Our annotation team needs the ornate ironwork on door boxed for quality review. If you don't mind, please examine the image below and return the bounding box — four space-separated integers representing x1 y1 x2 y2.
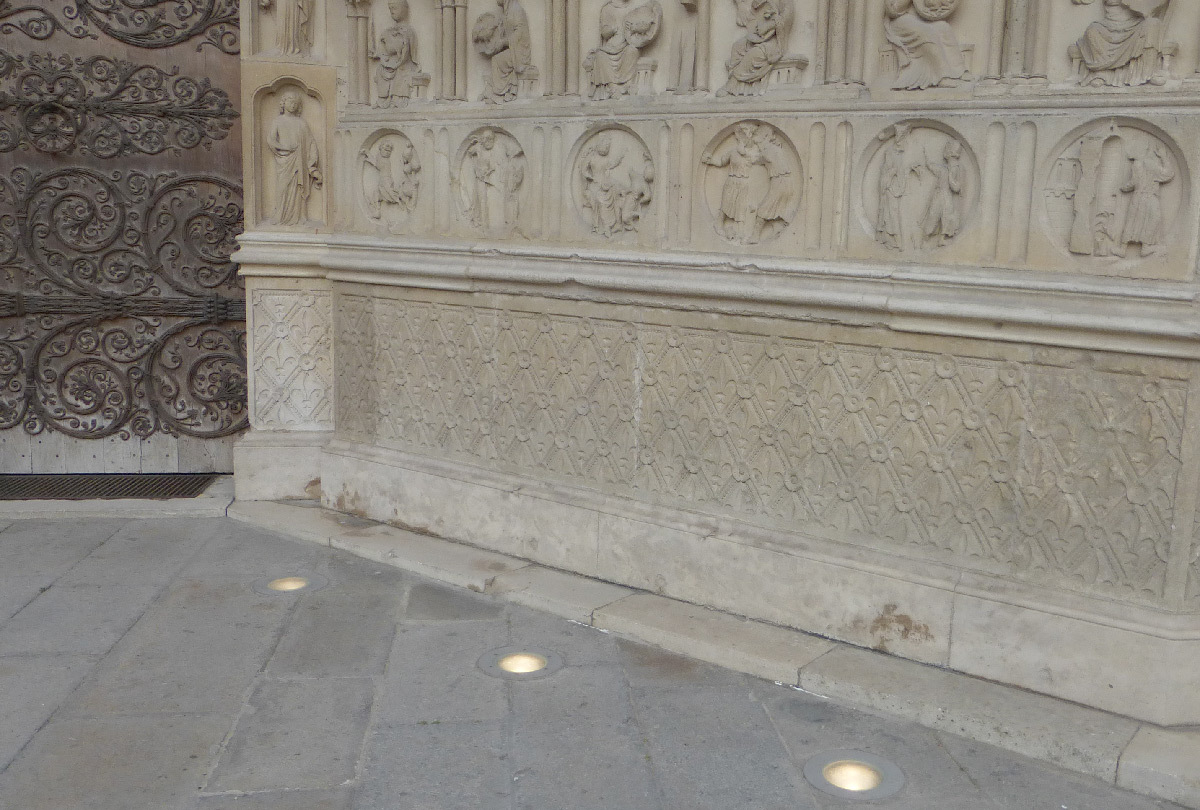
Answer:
0 0 245 466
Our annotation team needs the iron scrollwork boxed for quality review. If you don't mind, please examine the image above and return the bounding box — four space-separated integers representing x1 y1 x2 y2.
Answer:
0 167 247 439
0 51 238 157
0 0 240 53
0 2 88 40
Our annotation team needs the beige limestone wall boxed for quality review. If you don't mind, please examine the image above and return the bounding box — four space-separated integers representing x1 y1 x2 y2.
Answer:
236 0 1200 725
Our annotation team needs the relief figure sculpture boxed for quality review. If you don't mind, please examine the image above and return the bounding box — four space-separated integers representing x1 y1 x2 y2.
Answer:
372 0 423 106
363 137 421 230
1120 142 1174 256
472 0 534 102
703 122 798 244
266 91 322 226
876 124 921 249
576 132 654 237
459 129 525 236
1069 0 1171 87
719 0 793 96
260 0 313 56
883 0 968 89
584 0 663 99
872 123 967 251
922 140 963 247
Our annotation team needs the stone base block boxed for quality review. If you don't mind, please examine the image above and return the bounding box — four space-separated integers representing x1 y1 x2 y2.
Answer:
233 430 330 501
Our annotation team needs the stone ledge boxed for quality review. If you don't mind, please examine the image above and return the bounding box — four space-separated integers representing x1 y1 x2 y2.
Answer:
227 497 1200 809
0 476 235 520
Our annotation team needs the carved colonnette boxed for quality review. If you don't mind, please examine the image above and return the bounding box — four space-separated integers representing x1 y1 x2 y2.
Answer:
237 0 1200 727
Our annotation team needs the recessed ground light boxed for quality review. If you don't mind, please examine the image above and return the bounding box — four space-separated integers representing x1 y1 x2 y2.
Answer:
268 576 310 591
804 750 905 802
252 572 328 596
477 646 564 680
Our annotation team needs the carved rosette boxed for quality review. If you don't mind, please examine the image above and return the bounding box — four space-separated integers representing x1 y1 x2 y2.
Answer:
570 127 654 239
859 120 978 253
1042 118 1187 264
701 121 801 245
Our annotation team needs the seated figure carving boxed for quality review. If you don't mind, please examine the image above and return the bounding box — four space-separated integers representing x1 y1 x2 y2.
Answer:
372 0 424 106
1069 0 1171 87
883 0 968 90
719 0 794 96
472 0 534 102
584 0 663 99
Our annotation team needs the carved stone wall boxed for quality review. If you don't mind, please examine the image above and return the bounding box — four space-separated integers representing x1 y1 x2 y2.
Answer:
0 0 245 472
237 0 1200 725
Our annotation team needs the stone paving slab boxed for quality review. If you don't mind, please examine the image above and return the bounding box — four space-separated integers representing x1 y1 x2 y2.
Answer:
1120 728 1200 809
488 564 634 622
0 514 1189 810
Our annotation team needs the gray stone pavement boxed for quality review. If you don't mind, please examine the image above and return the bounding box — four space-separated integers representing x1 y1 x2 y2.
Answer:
0 516 1186 810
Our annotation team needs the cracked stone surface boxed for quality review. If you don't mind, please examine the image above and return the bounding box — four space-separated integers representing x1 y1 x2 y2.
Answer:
0 517 1185 809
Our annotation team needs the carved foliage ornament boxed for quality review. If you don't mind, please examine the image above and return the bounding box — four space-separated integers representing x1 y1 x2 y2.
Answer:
0 51 237 157
0 167 246 439
0 0 240 52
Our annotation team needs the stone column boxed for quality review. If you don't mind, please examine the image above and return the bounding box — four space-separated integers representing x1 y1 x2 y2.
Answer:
566 0 580 94
549 0 566 93
454 0 468 99
817 0 864 85
346 0 372 104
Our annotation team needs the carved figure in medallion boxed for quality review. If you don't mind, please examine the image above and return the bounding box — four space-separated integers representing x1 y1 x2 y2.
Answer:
1043 120 1182 261
883 0 968 89
260 0 313 56
719 0 793 96
372 0 423 106
266 91 321 226
702 122 800 244
472 0 534 102
362 134 421 230
1068 0 1172 87
584 0 663 99
867 123 973 252
458 128 525 236
574 130 655 237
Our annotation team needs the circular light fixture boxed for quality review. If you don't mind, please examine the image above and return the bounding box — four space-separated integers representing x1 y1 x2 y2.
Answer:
804 750 904 802
498 652 548 674
268 576 310 592
477 646 564 680
252 572 328 596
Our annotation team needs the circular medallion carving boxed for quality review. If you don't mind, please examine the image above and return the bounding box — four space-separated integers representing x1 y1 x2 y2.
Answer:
1041 119 1187 263
701 121 802 246
453 126 526 238
859 120 979 253
570 127 655 238
359 129 421 233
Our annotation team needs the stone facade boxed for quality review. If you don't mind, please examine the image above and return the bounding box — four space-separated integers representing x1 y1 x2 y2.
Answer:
236 0 1200 725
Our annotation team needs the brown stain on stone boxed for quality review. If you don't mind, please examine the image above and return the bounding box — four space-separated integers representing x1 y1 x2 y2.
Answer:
858 603 933 653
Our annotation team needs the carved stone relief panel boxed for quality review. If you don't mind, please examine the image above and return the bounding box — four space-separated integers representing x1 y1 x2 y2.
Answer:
1067 0 1174 88
860 121 978 254
881 0 971 89
251 288 333 430
334 292 1188 610
701 121 801 245
257 83 325 228
717 0 806 96
453 126 526 237
583 0 664 98
570 127 654 239
359 129 422 233
473 0 538 101
1041 118 1187 264
370 0 430 106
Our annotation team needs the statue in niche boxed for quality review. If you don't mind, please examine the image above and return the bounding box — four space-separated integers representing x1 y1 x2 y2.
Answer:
266 91 322 226
883 0 968 89
362 136 421 229
584 0 663 99
260 0 313 56
372 0 423 106
702 122 799 244
472 0 534 102
667 0 700 92
1068 0 1171 87
576 132 655 237
719 0 793 96
1050 122 1177 259
873 123 968 251
459 128 525 236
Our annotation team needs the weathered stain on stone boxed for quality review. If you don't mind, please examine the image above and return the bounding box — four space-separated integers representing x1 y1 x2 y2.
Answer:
866 603 933 653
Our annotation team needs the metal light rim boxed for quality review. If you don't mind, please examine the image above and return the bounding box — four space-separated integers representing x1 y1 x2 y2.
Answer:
803 749 905 801
477 645 565 680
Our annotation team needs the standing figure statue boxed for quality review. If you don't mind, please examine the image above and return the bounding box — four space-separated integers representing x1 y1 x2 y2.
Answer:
373 0 422 106
1069 0 1170 87
883 0 968 89
266 91 322 226
584 0 663 99
719 0 793 96
922 139 964 247
1120 143 1175 256
752 126 796 242
703 123 763 243
260 0 313 56
876 124 921 249
460 129 526 236
363 139 421 223
472 0 534 102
